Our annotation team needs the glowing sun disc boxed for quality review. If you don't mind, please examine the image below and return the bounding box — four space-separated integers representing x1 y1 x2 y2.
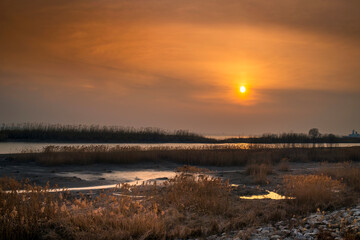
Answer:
240 86 246 93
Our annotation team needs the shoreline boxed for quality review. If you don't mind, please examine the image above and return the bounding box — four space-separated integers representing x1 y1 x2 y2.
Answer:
1 155 359 239
2 138 360 144
0 154 344 194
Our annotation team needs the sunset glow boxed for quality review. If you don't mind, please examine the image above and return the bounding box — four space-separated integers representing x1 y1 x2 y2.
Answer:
1 2 360 239
0 0 359 135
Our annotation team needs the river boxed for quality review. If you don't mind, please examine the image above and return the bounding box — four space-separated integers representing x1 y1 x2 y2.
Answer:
1 142 360 154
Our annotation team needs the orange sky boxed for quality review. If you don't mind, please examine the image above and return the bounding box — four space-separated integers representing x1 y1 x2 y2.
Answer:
1 0 360 135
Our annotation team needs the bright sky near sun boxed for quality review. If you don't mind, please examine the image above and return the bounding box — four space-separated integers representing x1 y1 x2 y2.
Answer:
0 0 360 135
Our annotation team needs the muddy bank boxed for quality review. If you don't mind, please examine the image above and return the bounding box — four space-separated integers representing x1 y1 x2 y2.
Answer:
0 156 179 188
0 155 347 197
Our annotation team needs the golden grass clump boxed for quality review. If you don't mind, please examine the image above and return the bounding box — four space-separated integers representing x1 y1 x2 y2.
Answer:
246 163 273 184
160 170 231 215
0 178 67 240
283 174 345 209
321 162 360 191
0 177 167 240
63 191 166 239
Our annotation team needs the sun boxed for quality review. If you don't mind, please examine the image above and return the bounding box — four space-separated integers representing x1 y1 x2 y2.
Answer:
240 86 246 93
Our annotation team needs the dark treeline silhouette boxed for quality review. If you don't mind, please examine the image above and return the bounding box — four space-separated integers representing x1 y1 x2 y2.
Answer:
221 128 360 144
0 123 214 143
1 124 360 143
218 128 360 144
221 133 360 144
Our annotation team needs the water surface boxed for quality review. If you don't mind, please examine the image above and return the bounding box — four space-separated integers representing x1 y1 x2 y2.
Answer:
1 142 360 154
240 191 294 200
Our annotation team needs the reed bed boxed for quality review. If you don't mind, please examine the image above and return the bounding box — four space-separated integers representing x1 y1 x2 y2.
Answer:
0 123 211 143
246 163 273 184
321 162 360 191
0 166 357 239
2 123 360 144
277 158 290 171
13 145 360 166
283 175 348 210
0 178 66 239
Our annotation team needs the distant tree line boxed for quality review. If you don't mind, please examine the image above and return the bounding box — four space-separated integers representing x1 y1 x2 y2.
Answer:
1 124 359 144
0 123 214 143
221 128 360 144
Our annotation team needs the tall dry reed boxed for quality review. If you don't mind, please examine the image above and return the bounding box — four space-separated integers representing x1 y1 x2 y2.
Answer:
14 145 360 167
283 174 346 210
321 162 360 191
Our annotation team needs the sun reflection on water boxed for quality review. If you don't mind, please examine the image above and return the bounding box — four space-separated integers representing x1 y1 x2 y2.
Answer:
240 191 294 200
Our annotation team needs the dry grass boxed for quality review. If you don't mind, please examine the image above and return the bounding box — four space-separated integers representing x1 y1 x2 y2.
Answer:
0 168 202 239
1 166 358 239
246 163 273 184
0 178 66 239
277 158 290 171
0 167 282 239
283 174 347 210
321 162 360 191
159 170 231 215
13 145 360 167
0 177 168 239
61 195 166 239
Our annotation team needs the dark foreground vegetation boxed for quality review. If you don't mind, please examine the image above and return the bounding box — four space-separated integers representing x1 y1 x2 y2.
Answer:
13 145 360 166
1 165 359 240
1 123 360 143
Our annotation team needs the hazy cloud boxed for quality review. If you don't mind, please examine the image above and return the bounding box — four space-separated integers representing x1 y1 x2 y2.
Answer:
0 0 359 134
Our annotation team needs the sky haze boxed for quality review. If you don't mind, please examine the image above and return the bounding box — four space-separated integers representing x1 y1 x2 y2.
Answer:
1 0 360 135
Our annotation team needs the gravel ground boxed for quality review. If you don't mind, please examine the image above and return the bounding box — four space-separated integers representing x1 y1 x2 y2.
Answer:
205 204 360 240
